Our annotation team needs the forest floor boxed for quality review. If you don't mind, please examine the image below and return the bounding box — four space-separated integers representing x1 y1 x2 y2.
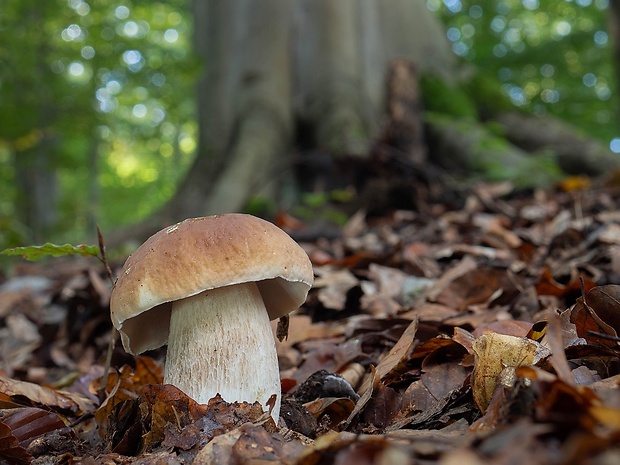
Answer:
0 175 619 464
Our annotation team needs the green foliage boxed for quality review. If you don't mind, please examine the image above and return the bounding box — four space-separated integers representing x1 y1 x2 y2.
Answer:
0 0 198 243
429 0 616 144
1 0 617 245
292 191 350 226
1 243 100 261
244 196 278 218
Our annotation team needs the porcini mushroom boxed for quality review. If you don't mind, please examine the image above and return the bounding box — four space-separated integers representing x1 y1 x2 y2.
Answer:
109 214 313 421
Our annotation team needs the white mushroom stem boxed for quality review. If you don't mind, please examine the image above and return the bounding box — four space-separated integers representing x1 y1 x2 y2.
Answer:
164 282 282 421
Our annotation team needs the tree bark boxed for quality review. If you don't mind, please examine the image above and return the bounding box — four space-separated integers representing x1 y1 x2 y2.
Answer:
108 0 457 245
493 111 620 176
14 138 59 242
164 0 292 221
13 6 59 242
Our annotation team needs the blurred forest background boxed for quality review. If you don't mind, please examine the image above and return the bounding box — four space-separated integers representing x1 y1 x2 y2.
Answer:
1 0 618 252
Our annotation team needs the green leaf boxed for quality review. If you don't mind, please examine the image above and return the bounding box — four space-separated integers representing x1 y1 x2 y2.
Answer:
0 243 100 261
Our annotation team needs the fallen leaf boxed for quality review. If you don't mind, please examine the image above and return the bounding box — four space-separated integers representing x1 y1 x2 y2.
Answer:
583 285 620 335
2 407 71 448
358 319 418 395
313 267 360 311
304 397 356 429
472 332 538 412
360 381 402 429
570 295 618 348
0 376 94 416
0 420 33 465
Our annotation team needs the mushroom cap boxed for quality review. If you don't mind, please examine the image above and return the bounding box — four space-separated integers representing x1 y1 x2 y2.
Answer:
110 214 314 355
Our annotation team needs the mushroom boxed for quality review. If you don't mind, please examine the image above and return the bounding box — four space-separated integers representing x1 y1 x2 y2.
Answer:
109 214 313 421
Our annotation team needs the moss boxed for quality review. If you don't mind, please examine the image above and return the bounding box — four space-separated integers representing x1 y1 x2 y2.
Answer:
469 144 564 188
464 72 515 115
483 120 507 139
244 195 277 217
426 112 563 188
420 74 478 119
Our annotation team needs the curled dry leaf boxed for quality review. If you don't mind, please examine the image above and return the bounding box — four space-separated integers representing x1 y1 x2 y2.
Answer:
582 285 620 335
140 384 209 451
0 376 94 416
303 397 357 429
520 374 620 432
2 407 70 448
472 332 538 412
359 318 418 395
0 420 33 465
94 357 163 441
570 294 618 348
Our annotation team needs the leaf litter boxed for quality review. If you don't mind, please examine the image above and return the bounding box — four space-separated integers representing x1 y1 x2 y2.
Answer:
1 181 620 463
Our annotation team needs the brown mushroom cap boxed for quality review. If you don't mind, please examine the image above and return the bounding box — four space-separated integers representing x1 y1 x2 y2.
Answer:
110 214 314 355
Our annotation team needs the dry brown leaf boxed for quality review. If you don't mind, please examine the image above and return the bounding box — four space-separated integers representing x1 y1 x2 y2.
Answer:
94 357 164 444
230 423 296 464
304 397 356 429
317 434 412 465
0 420 33 465
293 430 345 465
570 295 618 348
531 377 620 432
421 360 468 402
433 267 518 311
584 285 620 335
399 380 433 415
95 365 141 440
133 356 165 386
193 427 242 465
452 327 475 354
291 338 362 384
472 212 522 248
313 267 359 311
544 310 575 386
426 255 477 302
360 293 401 317
367 263 408 300
0 376 94 416
597 222 620 244
341 367 380 430
358 319 418 395
400 303 459 322
536 268 597 299
473 320 533 338
361 381 403 429
472 332 538 412
2 407 70 448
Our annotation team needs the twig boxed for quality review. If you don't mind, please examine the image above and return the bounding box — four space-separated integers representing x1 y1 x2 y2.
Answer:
97 225 117 400
586 331 620 342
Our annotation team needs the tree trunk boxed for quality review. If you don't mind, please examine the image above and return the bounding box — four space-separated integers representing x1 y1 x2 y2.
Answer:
12 6 59 242
108 0 455 245
167 0 293 216
493 111 620 176
14 139 59 242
